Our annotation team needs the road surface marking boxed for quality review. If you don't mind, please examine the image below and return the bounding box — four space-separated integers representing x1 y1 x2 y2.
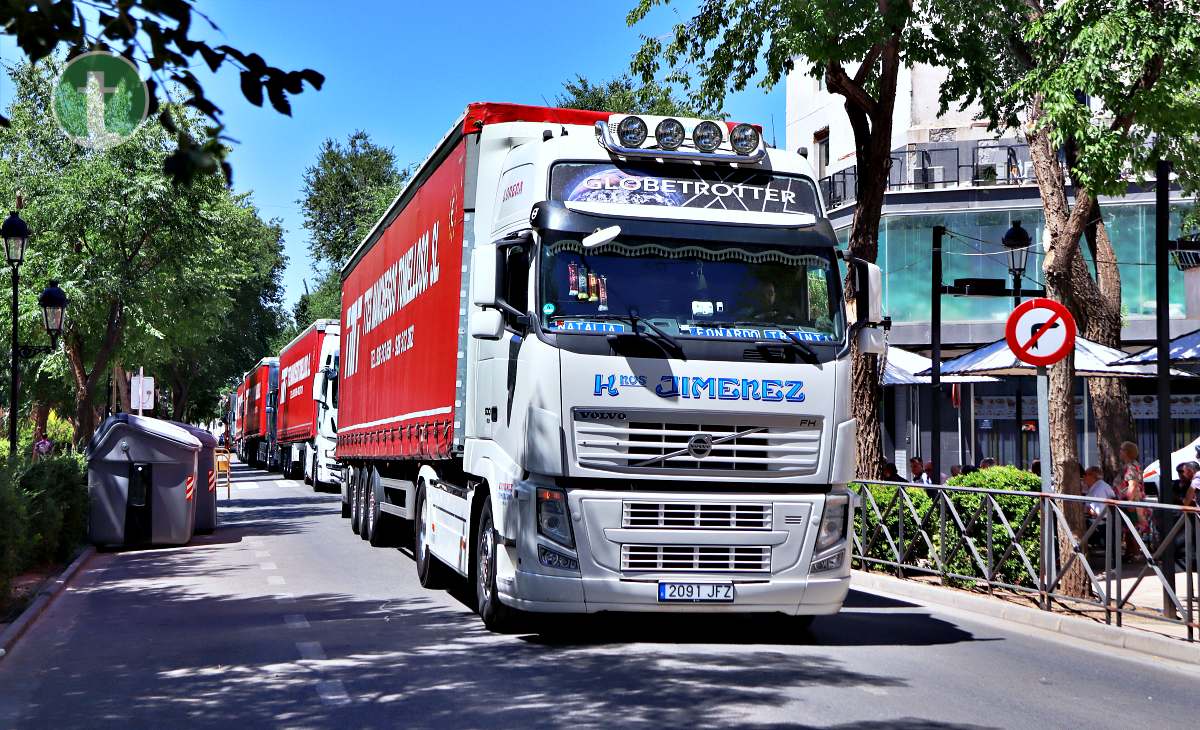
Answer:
237 481 259 490
316 679 350 705
267 575 286 586
284 614 310 629
254 550 271 558
296 641 326 661
259 562 278 570
274 592 296 603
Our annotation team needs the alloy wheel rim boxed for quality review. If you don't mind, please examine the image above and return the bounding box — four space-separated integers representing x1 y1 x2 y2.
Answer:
479 517 493 605
418 492 428 560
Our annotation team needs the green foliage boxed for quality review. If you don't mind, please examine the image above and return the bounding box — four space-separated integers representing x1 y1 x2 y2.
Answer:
0 1 323 184
854 482 935 565
0 59 291 431
0 454 87 600
942 467 1044 588
939 1 1200 198
299 130 408 269
0 463 28 598
289 270 342 337
555 74 718 117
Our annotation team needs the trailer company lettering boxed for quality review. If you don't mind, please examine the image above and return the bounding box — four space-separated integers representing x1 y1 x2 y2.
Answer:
344 222 441 378
593 374 805 402
280 355 310 402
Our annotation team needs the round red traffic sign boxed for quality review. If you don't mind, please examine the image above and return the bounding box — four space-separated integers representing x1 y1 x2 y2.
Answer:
1005 298 1076 367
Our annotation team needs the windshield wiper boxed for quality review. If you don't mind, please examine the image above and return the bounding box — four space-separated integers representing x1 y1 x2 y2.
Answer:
720 320 822 364
574 313 685 357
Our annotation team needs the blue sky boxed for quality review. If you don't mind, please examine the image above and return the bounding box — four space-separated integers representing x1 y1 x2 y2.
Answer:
3 1 784 310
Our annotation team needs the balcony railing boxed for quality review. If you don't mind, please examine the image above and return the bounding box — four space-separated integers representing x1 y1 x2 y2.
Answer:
820 140 1037 211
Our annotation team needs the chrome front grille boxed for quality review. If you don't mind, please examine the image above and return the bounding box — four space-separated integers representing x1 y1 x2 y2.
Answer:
623 501 772 530
621 544 771 573
574 416 821 476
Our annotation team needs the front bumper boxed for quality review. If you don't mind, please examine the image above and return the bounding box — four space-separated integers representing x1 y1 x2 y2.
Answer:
499 486 851 615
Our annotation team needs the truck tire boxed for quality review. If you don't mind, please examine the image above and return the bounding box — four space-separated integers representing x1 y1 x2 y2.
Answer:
350 467 363 535
414 482 448 589
365 470 391 547
359 470 373 542
309 453 319 490
475 498 521 632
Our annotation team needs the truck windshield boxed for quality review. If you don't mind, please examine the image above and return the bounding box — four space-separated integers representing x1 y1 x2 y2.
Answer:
538 237 844 343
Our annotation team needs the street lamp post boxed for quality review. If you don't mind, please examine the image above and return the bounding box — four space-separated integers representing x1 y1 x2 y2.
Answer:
1003 220 1033 467
2 210 68 457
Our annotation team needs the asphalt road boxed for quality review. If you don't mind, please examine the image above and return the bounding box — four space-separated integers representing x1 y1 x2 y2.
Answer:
0 463 1193 729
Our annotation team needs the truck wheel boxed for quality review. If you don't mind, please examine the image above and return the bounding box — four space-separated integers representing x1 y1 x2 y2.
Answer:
475 499 521 632
350 468 363 535
359 470 374 542
414 482 447 589
366 472 390 547
303 450 313 484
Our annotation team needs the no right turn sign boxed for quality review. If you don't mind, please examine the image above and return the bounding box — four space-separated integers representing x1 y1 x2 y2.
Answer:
1005 298 1076 367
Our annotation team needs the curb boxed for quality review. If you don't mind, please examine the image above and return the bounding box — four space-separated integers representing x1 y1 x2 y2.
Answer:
0 545 95 660
851 569 1200 666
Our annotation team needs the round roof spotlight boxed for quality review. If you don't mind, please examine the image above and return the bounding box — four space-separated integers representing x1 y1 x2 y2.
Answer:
692 120 724 153
616 116 648 147
654 118 686 150
729 123 761 155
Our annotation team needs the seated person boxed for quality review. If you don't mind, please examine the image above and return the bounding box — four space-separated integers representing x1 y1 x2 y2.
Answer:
1083 466 1116 520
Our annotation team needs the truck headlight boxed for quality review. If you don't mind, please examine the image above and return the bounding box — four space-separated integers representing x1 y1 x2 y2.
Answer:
729 123 761 155
617 116 648 147
692 120 723 152
536 488 574 548
814 495 848 553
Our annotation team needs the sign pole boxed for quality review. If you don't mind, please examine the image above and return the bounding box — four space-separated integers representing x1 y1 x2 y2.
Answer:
137 366 144 417
1036 365 1054 596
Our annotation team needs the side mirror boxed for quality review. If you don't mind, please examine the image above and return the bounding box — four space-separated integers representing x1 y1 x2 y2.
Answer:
471 245 498 308
857 326 886 355
470 309 504 340
854 260 883 326
312 370 327 402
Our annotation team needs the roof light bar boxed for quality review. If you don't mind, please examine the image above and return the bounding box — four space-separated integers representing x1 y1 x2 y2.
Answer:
595 117 766 164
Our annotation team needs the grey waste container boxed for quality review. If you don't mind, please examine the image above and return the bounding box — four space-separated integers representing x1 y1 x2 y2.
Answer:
87 414 201 547
169 421 219 534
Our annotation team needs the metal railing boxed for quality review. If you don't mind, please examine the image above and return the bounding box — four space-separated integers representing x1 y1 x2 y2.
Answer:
821 141 1037 211
851 480 1200 642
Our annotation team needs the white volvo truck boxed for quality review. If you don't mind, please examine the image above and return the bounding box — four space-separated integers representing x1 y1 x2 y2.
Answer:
337 103 884 630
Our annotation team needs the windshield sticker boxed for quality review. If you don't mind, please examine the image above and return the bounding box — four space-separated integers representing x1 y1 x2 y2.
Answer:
542 302 556 315
692 300 714 317
552 163 818 216
680 326 837 342
553 320 628 333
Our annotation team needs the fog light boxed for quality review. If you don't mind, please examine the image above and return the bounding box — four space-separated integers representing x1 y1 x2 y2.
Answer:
692 120 724 152
617 116 648 147
729 123 761 154
538 545 579 571
811 551 844 573
655 118 685 150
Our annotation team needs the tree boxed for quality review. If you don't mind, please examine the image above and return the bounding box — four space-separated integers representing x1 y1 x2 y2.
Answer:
299 131 407 271
937 1 1200 594
630 0 942 479
0 61 289 440
0 0 323 184
555 74 717 117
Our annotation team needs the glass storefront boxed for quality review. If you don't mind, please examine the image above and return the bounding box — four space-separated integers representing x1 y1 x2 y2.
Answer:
847 201 1192 326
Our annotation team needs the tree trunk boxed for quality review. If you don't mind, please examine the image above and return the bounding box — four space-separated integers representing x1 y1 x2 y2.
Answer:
31 400 50 440
827 35 901 480
65 300 125 446
170 365 191 422
1027 98 1091 598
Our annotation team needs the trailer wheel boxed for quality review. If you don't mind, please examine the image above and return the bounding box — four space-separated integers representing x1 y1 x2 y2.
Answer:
414 482 447 589
475 499 520 632
339 467 350 518
350 467 363 535
365 470 390 547
359 469 374 542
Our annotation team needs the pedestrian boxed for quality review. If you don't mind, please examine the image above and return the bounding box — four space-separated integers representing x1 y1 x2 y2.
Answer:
33 434 52 461
1178 461 1200 508
962 464 979 475
924 462 944 484
909 456 930 484
1082 466 1116 520
881 462 900 482
978 456 996 470
950 465 962 478
1114 440 1151 558
1029 459 1041 477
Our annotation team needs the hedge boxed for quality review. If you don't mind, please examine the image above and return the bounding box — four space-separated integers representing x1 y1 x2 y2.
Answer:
0 453 88 601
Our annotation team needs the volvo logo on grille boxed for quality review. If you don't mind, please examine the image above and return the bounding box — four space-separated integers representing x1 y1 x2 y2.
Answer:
687 433 714 459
